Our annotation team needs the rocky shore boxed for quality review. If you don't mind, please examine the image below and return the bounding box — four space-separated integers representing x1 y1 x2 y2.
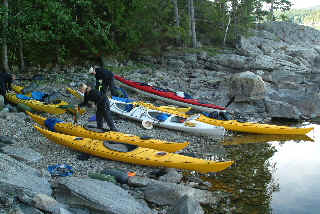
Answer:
0 74 233 214
1 21 320 214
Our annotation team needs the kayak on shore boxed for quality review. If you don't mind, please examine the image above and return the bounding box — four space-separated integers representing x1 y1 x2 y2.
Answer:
34 125 234 173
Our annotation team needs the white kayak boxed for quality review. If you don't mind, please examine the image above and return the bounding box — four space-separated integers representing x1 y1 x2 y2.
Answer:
109 99 226 137
66 88 225 136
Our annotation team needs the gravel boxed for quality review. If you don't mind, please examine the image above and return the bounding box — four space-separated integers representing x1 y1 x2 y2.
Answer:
0 77 231 180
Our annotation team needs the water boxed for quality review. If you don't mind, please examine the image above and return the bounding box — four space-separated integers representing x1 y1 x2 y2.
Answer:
204 123 320 214
270 125 320 214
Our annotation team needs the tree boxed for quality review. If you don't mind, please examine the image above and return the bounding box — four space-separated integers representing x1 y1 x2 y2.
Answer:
2 0 10 72
171 0 180 27
189 0 197 48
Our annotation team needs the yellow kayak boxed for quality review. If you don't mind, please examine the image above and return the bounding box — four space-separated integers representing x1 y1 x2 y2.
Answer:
34 125 234 173
134 102 314 135
27 112 189 152
12 85 26 94
9 86 86 115
65 87 313 135
6 92 69 114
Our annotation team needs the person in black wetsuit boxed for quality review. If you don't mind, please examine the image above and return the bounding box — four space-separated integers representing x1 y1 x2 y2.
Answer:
79 83 117 131
89 66 118 97
0 72 15 104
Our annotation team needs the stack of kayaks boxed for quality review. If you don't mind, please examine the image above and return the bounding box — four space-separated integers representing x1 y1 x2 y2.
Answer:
66 87 313 135
112 76 314 135
134 102 314 135
27 112 189 152
66 88 226 137
8 85 85 115
114 75 226 112
34 125 234 173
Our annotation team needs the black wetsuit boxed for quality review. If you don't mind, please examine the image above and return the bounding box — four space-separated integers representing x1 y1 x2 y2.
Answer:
94 68 118 97
79 88 117 131
0 72 13 104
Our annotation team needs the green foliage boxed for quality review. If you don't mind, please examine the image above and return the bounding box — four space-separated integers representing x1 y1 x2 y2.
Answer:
275 6 320 29
0 0 295 68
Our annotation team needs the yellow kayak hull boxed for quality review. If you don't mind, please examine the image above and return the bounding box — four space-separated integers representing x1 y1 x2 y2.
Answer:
9 86 86 115
27 112 189 152
34 126 234 173
6 92 68 114
135 102 313 135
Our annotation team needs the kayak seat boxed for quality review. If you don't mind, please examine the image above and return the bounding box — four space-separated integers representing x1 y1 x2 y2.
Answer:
116 103 133 112
170 116 186 123
83 124 108 133
103 141 138 152
148 112 170 122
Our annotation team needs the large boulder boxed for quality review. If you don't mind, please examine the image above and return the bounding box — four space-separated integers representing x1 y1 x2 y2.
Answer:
229 71 266 102
54 177 151 214
0 153 52 198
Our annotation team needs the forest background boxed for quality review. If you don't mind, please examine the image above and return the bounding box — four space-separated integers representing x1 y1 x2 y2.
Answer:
0 0 317 73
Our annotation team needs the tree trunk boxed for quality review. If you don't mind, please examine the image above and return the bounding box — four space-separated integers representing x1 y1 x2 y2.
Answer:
187 0 192 37
269 0 275 21
171 0 180 27
189 0 197 48
19 39 25 72
223 14 232 46
2 0 10 72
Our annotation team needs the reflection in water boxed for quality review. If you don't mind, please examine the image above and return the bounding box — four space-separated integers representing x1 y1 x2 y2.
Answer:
270 125 320 214
222 134 314 146
200 125 318 214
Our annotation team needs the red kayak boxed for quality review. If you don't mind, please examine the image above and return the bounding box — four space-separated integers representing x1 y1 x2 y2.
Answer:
114 75 226 112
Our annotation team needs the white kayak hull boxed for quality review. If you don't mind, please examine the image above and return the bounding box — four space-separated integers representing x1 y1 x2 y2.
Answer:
109 99 225 137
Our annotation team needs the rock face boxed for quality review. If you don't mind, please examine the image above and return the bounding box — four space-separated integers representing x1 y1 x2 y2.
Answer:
54 177 152 214
134 22 320 121
0 153 52 197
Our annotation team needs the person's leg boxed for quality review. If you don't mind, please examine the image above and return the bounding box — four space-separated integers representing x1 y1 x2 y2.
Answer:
109 78 118 97
96 108 104 129
0 81 7 104
102 99 117 131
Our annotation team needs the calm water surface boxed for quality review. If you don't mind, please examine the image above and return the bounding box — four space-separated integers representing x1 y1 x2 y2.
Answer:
205 123 320 214
270 124 320 214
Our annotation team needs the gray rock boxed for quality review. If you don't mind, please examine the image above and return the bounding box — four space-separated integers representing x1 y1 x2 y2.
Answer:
1 146 43 162
229 71 266 102
55 177 151 214
167 195 204 214
143 180 219 206
158 168 182 183
0 153 52 197
265 98 302 120
32 193 71 214
18 203 44 214
127 176 220 206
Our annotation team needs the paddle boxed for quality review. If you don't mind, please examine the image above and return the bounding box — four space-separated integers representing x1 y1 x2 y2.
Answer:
225 96 235 108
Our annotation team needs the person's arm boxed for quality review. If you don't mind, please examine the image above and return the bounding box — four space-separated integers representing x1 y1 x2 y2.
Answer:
79 91 90 107
7 75 13 91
